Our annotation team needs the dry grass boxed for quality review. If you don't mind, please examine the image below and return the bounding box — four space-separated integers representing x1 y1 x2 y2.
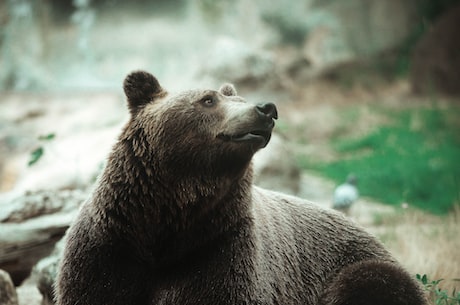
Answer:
369 205 460 293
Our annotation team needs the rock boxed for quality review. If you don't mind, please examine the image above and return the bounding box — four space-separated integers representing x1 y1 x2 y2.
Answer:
0 269 18 305
0 190 84 285
0 189 85 223
33 238 66 305
327 0 418 57
0 0 421 91
202 36 276 86
253 133 301 195
264 0 419 74
0 212 76 286
16 278 42 305
410 4 460 96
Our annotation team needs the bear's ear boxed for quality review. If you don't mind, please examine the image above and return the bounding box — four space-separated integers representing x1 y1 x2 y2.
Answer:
219 83 237 96
123 71 166 115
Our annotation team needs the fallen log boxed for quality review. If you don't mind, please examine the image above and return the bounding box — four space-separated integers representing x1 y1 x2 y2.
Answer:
0 212 76 285
0 189 85 285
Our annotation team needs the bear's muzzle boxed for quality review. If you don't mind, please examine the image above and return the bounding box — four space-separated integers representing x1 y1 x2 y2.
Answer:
217 103 278 149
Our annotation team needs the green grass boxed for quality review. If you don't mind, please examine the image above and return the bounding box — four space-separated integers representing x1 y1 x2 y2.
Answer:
302 105 460 215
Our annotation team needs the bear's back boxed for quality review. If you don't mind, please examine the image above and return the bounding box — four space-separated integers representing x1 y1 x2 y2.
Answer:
249 186 393 303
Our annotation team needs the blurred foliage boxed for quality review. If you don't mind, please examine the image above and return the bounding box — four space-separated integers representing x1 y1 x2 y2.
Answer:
300 105 460 215
417 274 460 305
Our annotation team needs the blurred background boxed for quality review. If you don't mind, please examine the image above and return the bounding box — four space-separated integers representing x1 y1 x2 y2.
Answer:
0 0 459 304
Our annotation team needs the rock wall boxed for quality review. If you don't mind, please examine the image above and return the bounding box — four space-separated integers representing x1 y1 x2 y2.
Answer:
410 4 460 96
249 0 420 70
0 0 421 91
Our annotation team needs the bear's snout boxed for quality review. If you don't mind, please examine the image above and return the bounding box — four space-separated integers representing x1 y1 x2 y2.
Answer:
256 103 278 121
217 102 277 149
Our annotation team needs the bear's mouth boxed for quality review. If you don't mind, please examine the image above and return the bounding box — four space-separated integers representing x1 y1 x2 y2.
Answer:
217 128 273 148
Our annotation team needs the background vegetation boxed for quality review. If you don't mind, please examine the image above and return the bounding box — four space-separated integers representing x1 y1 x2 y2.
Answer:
300 104 460 214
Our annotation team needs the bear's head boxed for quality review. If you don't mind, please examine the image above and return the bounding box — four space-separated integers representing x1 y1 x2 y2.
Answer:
122 70 277 181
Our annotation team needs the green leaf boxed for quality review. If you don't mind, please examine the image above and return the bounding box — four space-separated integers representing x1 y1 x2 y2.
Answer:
28 147 44 166
422 274 428 285
38 133 55 141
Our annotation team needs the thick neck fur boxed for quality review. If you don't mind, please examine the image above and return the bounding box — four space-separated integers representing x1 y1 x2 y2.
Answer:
91 127 254 266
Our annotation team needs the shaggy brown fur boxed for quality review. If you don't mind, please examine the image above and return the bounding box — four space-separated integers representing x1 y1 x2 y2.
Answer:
56 71 427 305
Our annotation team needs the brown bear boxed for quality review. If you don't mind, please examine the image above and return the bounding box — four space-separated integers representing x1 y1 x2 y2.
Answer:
56 71 427 305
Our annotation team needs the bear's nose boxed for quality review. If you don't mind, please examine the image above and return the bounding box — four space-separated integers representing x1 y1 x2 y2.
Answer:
256 103 278 120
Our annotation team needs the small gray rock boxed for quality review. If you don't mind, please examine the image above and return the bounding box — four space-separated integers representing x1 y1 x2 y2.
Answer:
33 237 66 305
0 269 18 305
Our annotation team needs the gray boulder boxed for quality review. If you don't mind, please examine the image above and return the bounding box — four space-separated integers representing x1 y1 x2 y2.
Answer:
202 36 276 86
0 269 18 305
0 190 84 285
264 0 419 74
33 238 66 305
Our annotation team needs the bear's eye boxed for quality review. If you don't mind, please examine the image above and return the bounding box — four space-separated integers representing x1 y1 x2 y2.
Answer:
200 96 216 107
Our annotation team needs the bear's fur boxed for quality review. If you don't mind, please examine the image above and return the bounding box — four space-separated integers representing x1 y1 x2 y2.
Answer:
56 71 427 305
